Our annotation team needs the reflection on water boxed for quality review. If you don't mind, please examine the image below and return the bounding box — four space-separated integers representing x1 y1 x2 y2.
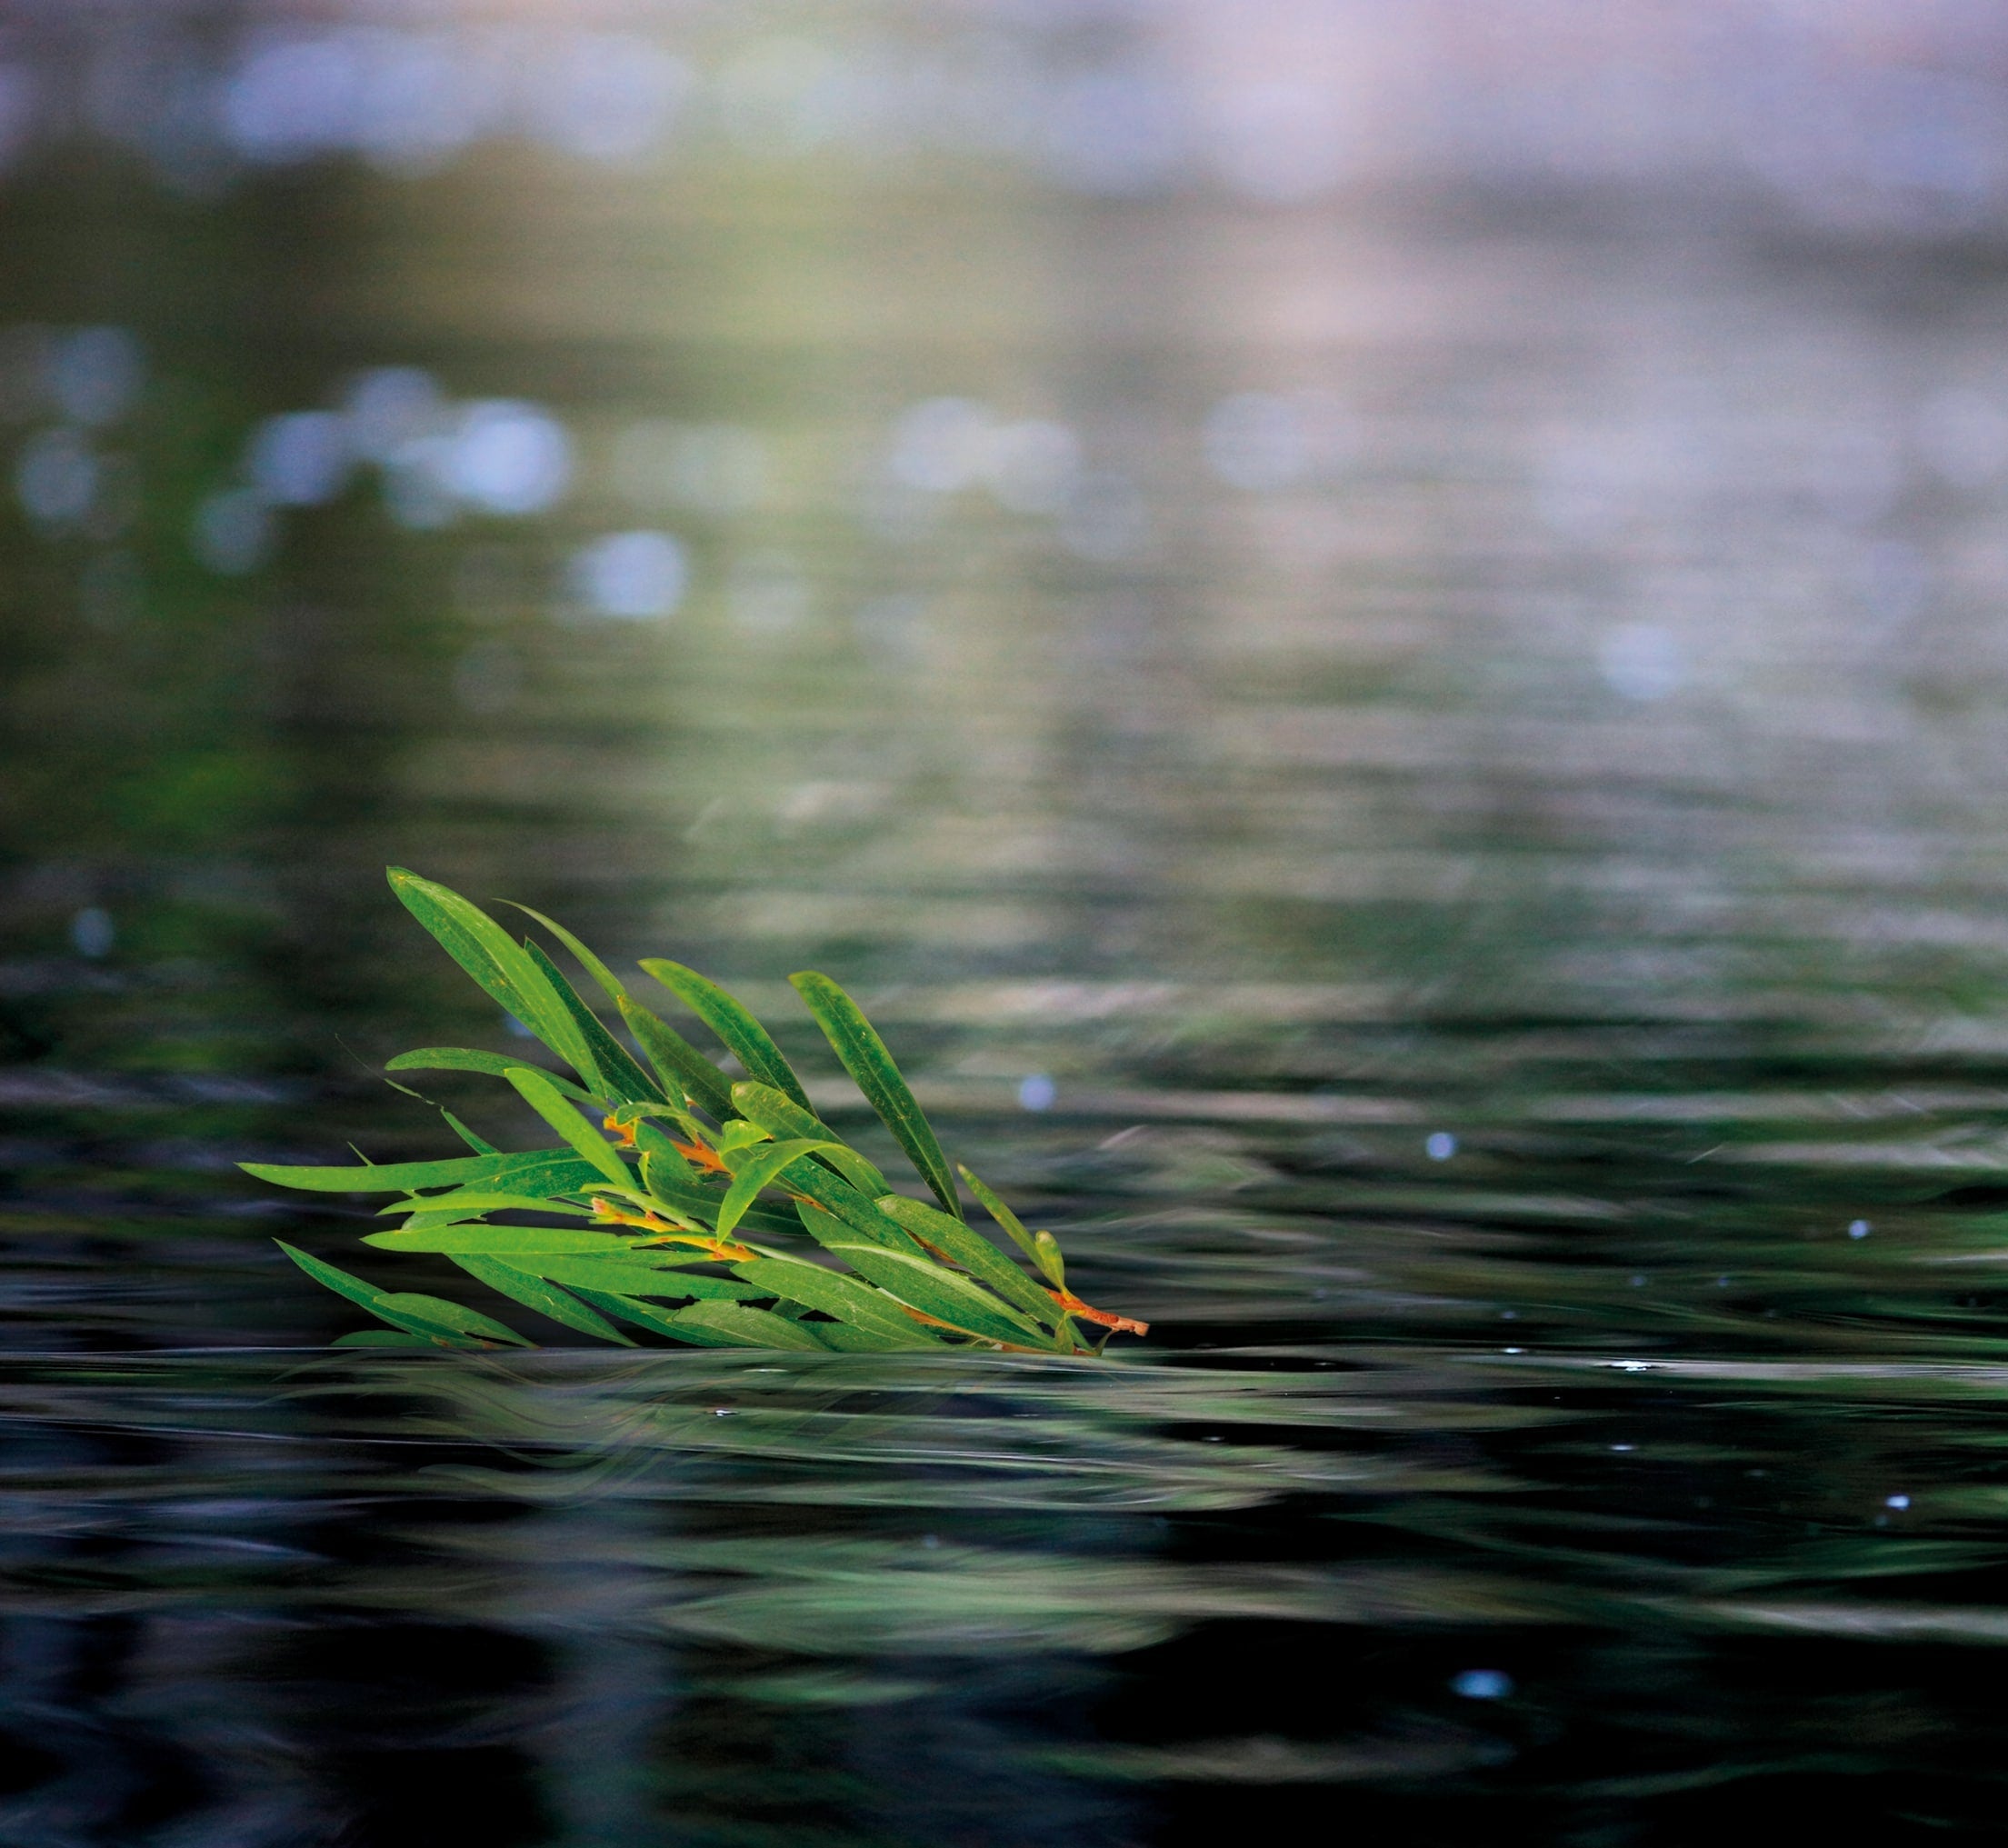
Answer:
9 1 2008 1841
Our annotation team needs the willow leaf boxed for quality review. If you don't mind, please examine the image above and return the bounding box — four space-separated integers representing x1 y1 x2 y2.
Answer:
873 1193 1059 1331
524 940 663 1105
715 1138 839 1241
374 1291 534 1346
503 1066 631 1186
788 971 960 1218
385 1049 599 1105
365 1225 661 1254
618 997 736 1120
386 869 594 1080
731 1080 889 1197
640 958 812 1111
732 1254 945 1348
507 901 631 1005
451 1256 634 1344
244 1148 596 1195
332 1329 440 1349
958 1164 1046 1270
672 1300 831 1351
824 1242 1052 1348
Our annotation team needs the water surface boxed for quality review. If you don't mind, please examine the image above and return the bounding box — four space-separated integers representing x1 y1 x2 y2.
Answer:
6 5 2008 1842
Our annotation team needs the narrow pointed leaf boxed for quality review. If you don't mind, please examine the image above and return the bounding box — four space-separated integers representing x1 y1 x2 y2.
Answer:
494 1255 752 1294
873 1193 1059 1330
775 1160 926 1257
243 1149 602 1196
375 1192 597 1218
276 1242 532 1347
731 1080 889 1197
386 1049 599 1105
958 1164 1043 1265
442 1112 500 1155
506 902 632 1005
503 1066 631 1186
619 997 736 1120
824 1242 1054 1348
640 959 812 1112
450 1256 634 1344
715 1139 841 1241
332 1329 443 1349
1032 1231 1066 1290
365 1225 662 1254
732 1254 946 1348
788 971 960 1217
672 1300 830 1351
524 940 664 1105
374 1292 534 1346
565 1286 796 1347
386 869 594 1078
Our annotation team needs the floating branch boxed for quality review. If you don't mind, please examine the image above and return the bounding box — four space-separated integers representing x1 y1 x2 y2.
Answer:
243 869 1148 1355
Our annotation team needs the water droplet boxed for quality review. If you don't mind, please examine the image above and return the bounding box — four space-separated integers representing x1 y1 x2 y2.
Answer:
1848 1220 1871 1239
1424 1132 1456 1161
1885 1493 1910 1511
1451 1669 1513 1701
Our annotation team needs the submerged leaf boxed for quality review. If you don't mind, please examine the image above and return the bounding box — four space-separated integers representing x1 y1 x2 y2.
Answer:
789 971 961 1218
640 958 813 1112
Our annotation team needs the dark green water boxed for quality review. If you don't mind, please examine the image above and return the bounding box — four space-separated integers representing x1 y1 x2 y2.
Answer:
7 6 2008 1842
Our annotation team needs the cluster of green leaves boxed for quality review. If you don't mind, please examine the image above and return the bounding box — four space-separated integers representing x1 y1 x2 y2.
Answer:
243 870 1145 1356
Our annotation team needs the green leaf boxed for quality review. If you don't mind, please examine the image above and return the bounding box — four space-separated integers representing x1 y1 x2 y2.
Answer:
788 971 960 1218
618 997 737 1120
243 1148 603 1196
332 1329 441 1349
640 958 813 1113
1032 1231 1066 1292
493 1255 744 1294
872 1194 1059 1331
775 1160 926 1257
524 940 664 1106
450 1256 634 1344
958 1164 1044 1268
730 1080 889 1198
441 1112 500 1155
275 1242 532 1347
505 901 632 1006
386 869 594 1080
672 1300 831 1351
385 1049 600 1105
732 1254 945 1348
823 1242 1054 1348
715 1138 840 1242
565 1285 774 1347
502 1065 632 1187
365 1225 661 1254
374 1292 534 1346
804 1321 939 1353
375 1192 598 1218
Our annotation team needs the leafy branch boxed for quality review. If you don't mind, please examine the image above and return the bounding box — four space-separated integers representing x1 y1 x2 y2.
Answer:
243 869 1149 1356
